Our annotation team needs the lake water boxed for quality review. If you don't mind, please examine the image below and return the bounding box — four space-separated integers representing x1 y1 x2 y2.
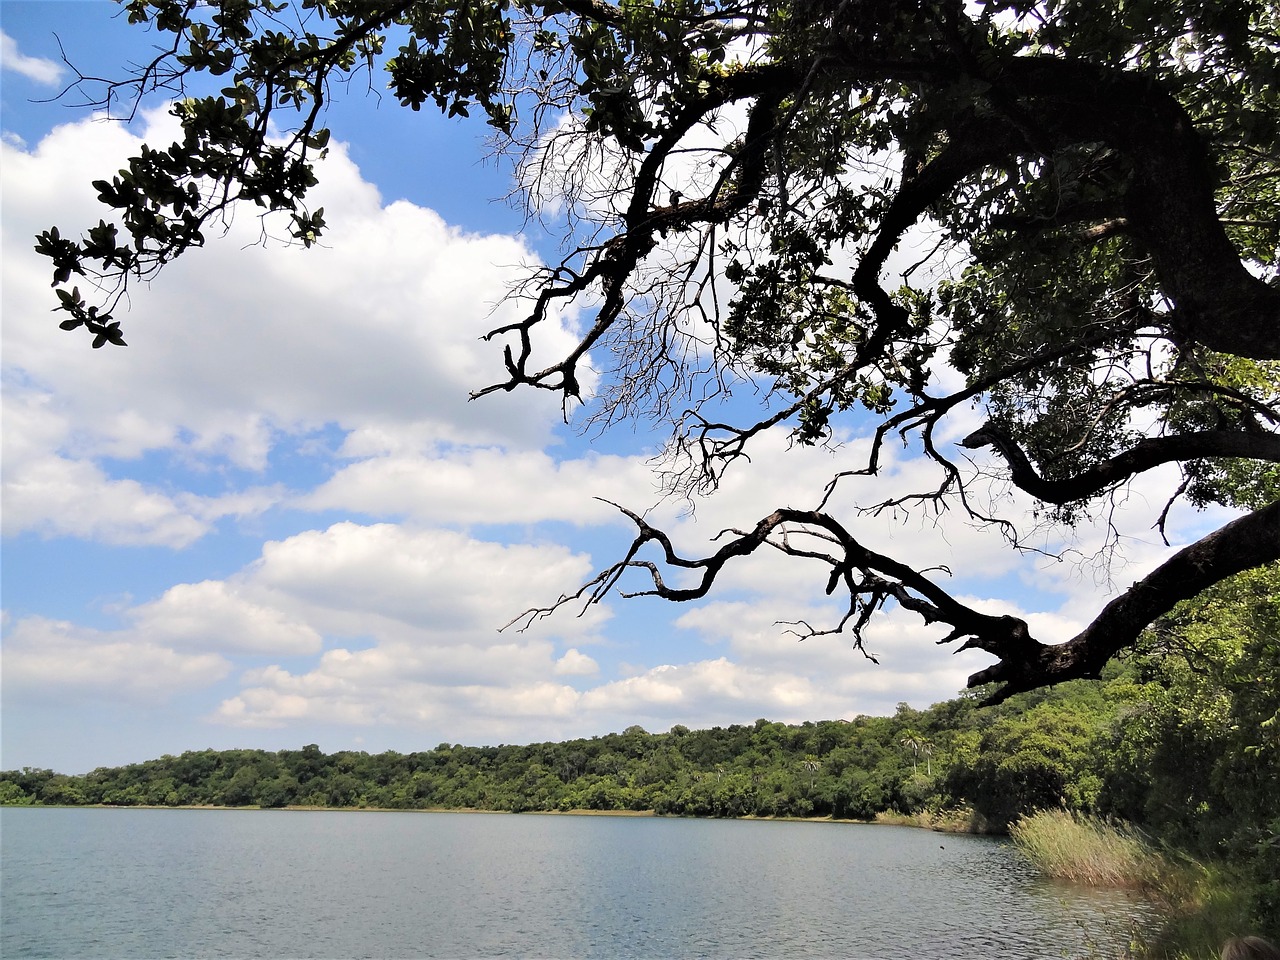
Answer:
1 807 1154 958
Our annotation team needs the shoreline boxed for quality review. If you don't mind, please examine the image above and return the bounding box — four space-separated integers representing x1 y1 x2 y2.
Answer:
2 801 996 833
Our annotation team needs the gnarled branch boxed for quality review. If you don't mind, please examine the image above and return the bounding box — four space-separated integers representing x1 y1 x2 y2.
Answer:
961 425 1280 505
511 498 1280 704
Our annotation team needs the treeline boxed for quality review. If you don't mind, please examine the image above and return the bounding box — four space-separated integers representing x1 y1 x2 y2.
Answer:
0 700 1032 819
0 672 1270 840
4 567 1277 925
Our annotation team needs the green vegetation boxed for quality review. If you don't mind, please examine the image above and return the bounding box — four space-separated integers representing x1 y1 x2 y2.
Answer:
1010 810 1163 887
1011 811 1266 959
1151 863 1263 960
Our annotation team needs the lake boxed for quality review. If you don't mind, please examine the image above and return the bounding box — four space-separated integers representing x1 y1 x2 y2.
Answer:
1 807 1154 958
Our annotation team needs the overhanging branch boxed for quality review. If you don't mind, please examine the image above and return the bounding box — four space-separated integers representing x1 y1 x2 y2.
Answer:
510 499 1280 704
970 499 1280 701
961 424 1280 504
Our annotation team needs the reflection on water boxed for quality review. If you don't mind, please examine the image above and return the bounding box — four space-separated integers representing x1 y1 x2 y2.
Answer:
1 807 1156 958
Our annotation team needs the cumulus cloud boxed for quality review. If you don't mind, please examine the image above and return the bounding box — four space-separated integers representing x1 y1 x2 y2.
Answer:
0 31 65 86
2 518 615 729
2 616 231 703
128 581 324 655
672 601 978 710
2 106 582 539
248 522 606 637
299 447 658 527
188 521 619 731
0 102 611 552
555 648 600 676
577 657 841 729
0 388 281 546
189 514 989 739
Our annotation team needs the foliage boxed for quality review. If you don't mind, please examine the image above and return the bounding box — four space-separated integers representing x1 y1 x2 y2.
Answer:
35 0 1280 702
1010 809 1163 888
0 700 987 820
1097 565 1280 932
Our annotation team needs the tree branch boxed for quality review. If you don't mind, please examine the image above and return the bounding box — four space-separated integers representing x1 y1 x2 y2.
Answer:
971 499 1280 700
961 425 1280 504
512 498 1280 705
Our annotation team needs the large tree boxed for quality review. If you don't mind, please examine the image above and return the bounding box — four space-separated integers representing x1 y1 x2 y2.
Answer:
38 0 1279 701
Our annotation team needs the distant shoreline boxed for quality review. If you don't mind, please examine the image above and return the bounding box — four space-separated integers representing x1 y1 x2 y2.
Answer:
3 803 992 832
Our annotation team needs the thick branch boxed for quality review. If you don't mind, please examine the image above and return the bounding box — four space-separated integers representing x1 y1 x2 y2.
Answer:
998 57 1280 359
970 499 1280 700
961 425 1280 504
513 499 1280 705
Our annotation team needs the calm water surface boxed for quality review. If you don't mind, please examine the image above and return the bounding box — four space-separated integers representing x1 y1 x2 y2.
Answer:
1 807 1153 959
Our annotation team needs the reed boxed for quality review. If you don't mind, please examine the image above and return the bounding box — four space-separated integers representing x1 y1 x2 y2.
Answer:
873 805 991 833
1138 861 1258 960
1012 810 1270 960
1010 809 1164 888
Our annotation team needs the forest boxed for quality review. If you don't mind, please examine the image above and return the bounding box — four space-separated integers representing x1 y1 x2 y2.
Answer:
5 566 1277 934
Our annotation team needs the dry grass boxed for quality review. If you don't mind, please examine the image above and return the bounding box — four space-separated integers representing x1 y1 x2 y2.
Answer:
1010 811 1266 959
874 806 993 833
1010 809 1165 887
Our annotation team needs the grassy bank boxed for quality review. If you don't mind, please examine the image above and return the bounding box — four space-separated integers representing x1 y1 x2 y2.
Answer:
874 805 993 834
1010 809 1163 887
1011 810 1267 959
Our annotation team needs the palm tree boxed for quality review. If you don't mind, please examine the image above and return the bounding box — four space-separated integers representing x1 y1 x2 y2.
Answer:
801 755 822 792
918 737 934 777
899 731 922 773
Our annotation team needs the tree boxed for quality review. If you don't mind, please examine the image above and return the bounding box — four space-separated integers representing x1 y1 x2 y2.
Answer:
899 731 923 774
956 696 1104 828
1098 564 1280 918
800 754 822 791
919 737 934 778
38 0 1279 702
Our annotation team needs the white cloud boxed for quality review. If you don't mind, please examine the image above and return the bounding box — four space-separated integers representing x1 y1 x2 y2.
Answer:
555 648 599 676
672 601 979 708
128 580 324 655
0 31 65 86
249 521 606 638
1 616 231 703
2 105 578 481
0 105 606 553
1 445 210 547
2 519 615 729
578 658 832 724
0 388 280 546
299 447 659 526
600 425 1041 609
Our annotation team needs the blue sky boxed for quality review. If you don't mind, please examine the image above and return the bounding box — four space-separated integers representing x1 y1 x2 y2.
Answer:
0 2 1222 774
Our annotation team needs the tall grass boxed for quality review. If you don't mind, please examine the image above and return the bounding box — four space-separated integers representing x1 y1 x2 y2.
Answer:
1145 861 1257 960
1010 809 1164 887
1011 810 1268 959
873 805 992 833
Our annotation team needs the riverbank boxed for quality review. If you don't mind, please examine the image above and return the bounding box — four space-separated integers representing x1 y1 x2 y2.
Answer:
11 799 997 834
1009 810 1271 960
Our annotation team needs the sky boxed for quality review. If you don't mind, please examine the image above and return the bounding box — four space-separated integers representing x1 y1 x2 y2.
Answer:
0 2 1231 775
